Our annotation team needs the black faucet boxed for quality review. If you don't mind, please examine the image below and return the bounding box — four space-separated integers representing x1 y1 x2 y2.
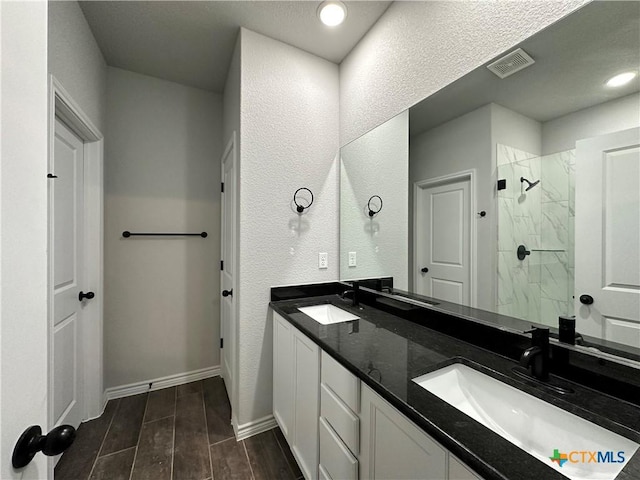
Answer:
340 281 360 307
520 327 550 381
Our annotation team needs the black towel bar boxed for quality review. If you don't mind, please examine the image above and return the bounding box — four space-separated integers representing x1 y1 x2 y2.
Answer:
122 231 208 238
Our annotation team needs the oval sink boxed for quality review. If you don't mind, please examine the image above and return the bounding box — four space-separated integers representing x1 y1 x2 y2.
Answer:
297 304 359 325
413 363 638 480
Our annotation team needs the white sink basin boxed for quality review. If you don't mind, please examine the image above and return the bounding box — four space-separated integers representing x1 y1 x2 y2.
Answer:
413 363 638 480
297 304 359 325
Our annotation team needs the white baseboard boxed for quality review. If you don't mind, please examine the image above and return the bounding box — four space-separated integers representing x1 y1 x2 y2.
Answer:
104 365 221 401
233 413 277 441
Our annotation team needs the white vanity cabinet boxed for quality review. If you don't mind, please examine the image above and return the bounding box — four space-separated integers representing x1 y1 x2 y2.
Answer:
319 351 360 480
360 383 447 479
273 310 482 480
273 312 320 480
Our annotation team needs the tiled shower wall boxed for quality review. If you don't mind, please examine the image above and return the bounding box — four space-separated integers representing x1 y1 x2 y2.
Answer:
497 144 575 326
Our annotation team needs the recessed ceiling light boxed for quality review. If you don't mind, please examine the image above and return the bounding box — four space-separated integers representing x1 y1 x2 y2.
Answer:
318 1 347 27
606 71 637 88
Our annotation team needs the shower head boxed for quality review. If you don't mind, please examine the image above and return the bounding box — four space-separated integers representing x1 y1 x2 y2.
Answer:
520 177 540 192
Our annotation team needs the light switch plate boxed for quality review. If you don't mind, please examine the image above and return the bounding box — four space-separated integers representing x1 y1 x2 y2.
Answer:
348 251 357 267
319 252 328 269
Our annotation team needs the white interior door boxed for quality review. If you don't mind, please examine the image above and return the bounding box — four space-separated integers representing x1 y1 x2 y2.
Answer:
575 127 640 347
220 134 236 408
414 176 471 305
52 118 85 430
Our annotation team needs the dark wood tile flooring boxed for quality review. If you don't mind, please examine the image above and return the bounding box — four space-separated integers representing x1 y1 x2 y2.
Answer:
55 377 302 480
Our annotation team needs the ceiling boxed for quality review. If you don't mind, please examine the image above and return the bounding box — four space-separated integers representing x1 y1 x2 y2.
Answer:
410 1 640 136
79 1 392 93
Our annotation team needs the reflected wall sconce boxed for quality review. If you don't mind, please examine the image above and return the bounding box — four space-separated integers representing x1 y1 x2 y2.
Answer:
367 195 383 217
294 187 314 213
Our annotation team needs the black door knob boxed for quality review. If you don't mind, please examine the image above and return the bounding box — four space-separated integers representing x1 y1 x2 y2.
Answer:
78 291 95 301
12 424 76 468
222 289 233 298
421 267 429 273
579 294 594 305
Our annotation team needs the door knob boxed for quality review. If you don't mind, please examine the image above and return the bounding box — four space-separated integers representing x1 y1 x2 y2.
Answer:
78 291 95 301
579 294 594 305
12 424 76 468
421 267 429 273
222 289 233 297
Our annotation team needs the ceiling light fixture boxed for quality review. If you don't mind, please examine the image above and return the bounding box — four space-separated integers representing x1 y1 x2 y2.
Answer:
606 71 637 88
318 1 347 27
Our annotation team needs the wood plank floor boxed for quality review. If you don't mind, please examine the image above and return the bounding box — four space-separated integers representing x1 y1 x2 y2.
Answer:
55 377 303 480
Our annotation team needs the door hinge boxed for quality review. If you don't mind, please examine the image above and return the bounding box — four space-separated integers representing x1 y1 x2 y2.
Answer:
220 260 224 270
47 173 58 179
221 182 224 193
220 338 224 349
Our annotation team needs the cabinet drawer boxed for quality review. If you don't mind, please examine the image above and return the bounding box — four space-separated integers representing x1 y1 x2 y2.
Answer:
321 351 359 413
320 383 359 454
320 416 358 480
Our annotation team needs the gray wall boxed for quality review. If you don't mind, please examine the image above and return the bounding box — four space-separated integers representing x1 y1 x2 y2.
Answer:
236 28 339 427
542 93 640 154
340 111 409 288
409 105 492 309
104 67 223 389
339 0 588 146
48 0 107 132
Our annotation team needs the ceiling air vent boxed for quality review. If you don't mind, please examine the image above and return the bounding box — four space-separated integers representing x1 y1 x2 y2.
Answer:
487 48 535 79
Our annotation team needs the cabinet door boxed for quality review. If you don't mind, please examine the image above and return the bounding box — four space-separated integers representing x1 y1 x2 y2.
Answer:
360 384 446 480
273 313 294 441
449 454 482 480
292 328 320 480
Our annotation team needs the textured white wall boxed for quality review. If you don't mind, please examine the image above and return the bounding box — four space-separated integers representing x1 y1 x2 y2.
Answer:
104 68 223 388
340 0 588 146
48 0 107 132
238 28 339 425
542 93 640 154
409 105 492 308
340 111 408 289
223 36 241 148
0 2 49 477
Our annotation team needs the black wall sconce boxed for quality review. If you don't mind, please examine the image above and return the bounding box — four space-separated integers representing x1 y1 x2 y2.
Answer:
367 195 383 217
294 187 314 213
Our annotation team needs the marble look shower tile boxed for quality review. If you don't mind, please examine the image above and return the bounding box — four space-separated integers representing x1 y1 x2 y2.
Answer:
568 216 575 268
528 250 542 284
528 284 542 324
541 252 570 302
498 303 515 317
498 252 514 305
568 152 576 215
541 152 570 203
514 215 535 244
498 198 515 251
541 201 569 249
528 234 541 250
568 267 575 304
512 264 529 320
496 143 512 167
541 298 571 326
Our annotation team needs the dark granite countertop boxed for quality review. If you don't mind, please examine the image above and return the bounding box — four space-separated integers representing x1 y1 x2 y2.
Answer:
270 293 640 480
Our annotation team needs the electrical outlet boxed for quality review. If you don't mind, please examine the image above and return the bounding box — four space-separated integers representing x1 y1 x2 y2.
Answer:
348 251 357 267
318 252 328 269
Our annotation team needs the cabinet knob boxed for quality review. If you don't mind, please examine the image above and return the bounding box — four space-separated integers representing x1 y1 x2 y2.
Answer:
222 289 233 298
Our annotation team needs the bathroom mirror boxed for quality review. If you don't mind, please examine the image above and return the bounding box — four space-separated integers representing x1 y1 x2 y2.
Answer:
339 1 640 355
